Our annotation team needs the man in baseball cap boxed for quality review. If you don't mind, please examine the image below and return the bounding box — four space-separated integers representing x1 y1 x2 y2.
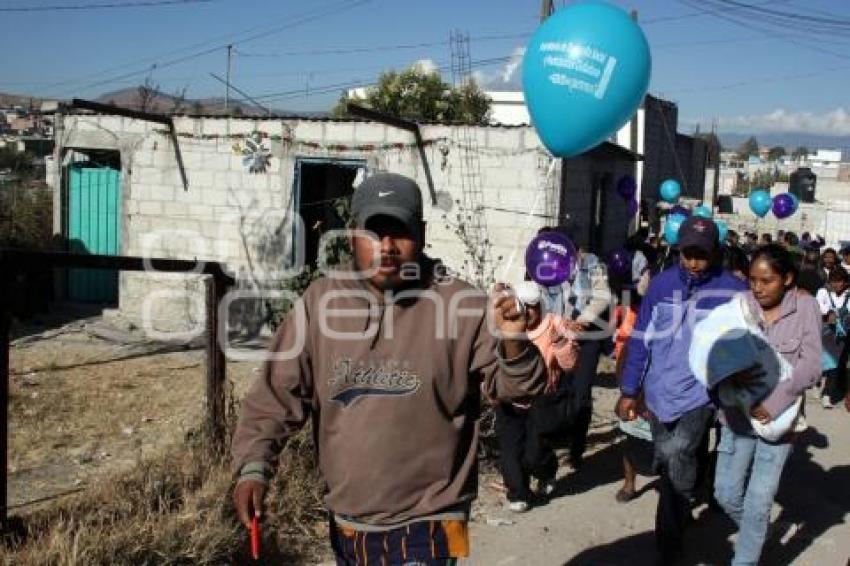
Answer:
351 172 424 241
616 212 747 563
349 172 426 292
232 171 547 565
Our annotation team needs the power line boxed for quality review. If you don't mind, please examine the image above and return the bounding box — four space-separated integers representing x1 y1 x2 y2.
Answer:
243 56 514 106
232 33 530 58
692 0 850 39
26 0 373 96
209 73 270 116
16 0 359 93
232 40 449 58
679 0 850 60
709 0 850 29
641 0 792 25
0 0 217 12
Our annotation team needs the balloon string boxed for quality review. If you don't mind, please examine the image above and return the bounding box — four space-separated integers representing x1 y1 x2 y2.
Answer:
499 157 558 282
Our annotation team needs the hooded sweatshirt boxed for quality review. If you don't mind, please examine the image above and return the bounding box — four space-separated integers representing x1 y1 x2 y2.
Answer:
620 263 748 423
231 259 546 529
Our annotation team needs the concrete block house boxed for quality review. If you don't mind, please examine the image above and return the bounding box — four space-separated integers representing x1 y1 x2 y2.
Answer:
50 110 639 337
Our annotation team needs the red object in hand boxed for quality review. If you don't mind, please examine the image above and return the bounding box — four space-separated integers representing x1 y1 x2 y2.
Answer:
250 515 260 560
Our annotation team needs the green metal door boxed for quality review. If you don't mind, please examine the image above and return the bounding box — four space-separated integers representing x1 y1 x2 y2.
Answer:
68 164 121 303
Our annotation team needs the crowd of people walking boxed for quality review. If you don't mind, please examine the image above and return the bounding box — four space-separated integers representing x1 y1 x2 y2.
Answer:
229 173 847 565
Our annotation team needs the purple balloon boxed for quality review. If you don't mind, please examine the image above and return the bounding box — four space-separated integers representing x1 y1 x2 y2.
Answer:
525 232 577 287
627 198 639 216
608 248 632 278
772 193 796 219
617 175 637 200
669 205 690 217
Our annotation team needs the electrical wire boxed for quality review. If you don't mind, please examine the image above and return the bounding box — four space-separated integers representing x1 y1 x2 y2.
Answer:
679 0 850 60
0 0 216 12
24 0 373 96
243 56 513 104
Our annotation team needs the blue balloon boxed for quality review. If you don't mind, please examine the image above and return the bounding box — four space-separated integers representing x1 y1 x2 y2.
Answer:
522 2 651 158
715 220 728 243
749 189 772 218
659 179 681 203
664 213 687 245
693 205 713 218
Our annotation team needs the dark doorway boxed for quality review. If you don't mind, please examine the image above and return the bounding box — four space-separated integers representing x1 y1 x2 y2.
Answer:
588 171 611 253
293 158 364 268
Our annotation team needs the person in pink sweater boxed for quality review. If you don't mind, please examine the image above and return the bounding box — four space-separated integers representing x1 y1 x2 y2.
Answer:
494 282 580 512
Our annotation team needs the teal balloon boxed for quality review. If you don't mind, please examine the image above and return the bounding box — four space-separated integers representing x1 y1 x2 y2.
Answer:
716 220 728 243
749 189 772 218
693 205 712 218
522 2 651 158
664 213 687 245
659 179 681 203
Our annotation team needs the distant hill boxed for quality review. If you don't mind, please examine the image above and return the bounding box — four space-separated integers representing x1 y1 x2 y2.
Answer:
0 87 330 118
94 86 321 117
0 92 55 109
719 132 850 157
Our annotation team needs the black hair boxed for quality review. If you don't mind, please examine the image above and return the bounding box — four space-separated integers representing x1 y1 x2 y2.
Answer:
761 233 773 243
784 231 799 246
751 244 798 279
803 249 820 266
723 245 750 275
823 247 837 258
828 267 850 283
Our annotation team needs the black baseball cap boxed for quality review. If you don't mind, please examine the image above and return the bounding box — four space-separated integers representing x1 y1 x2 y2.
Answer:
351 173 423 238
678 216 719 253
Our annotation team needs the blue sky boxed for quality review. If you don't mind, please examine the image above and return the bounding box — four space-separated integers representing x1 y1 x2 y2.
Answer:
2 0 850 136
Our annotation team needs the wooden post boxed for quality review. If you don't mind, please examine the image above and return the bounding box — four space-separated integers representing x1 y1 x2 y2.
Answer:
205 275 227 450
0 262 9 525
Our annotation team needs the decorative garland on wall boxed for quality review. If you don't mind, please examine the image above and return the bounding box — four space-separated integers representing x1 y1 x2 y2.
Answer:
157 128 549 156
153 127 551 174
159 127 439 152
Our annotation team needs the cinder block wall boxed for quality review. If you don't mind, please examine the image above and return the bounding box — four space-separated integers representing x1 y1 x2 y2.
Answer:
56 114 557 335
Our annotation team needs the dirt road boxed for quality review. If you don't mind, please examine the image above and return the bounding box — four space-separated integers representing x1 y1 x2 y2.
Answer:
468 388 850 566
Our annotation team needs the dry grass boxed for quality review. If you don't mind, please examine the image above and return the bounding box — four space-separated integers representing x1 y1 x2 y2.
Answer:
1 427 327 566
4 334 328 565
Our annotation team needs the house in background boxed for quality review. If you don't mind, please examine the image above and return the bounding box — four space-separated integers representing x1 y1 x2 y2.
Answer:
487 91 712 228
50 109 639 335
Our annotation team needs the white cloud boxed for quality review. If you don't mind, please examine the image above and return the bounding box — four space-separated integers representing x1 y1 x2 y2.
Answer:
501 47 525 83
478 46 525 90
411 58 439 75
713 108 850 135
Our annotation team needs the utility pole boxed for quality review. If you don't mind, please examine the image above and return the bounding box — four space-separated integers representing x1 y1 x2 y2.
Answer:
540 0 554 21
224 44 232 114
